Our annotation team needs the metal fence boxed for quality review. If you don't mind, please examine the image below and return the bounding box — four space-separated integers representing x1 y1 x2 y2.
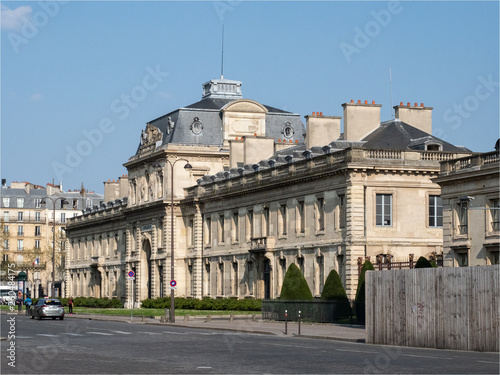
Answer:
262 300 360 323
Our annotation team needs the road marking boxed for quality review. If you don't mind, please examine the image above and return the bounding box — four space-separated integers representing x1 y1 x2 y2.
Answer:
477 361 499 364
37 334 59 337
17 336 34 339
162 331 187 335
141 332 162 335
335 348 379 354
87 331 114 336
197 367 212 369
269 343 316 349
61 333 84 336
111 330 132 335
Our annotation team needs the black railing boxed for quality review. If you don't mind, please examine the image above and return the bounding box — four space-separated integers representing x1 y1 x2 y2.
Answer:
262 300 360 324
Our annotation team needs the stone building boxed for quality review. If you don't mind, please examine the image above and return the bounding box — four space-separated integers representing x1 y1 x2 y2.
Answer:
0 180 102 297
434 144 499 267
65 80 472 306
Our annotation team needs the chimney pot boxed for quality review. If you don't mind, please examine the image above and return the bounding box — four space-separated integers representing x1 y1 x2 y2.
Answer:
289 139 292 143
108 179 110 182
351 99 354 103
320 112 323 116
372 100 375 105
400 102 403 106
421 103 424 107
364 100 368 104
358 100 361 104
278 139 281 142
414 102 418 107
312 112 315 116
295 140 298 143
407 102 411 107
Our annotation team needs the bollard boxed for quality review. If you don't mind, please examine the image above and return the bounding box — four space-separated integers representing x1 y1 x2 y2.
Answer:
284 309 288 335
298 310 301 336
252 314 256 321
165 308 170 322
184 315 189 322
206 314 211 322
229 313 234 322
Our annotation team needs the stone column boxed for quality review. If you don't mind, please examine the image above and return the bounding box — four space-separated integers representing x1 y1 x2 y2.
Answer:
192 205 203 299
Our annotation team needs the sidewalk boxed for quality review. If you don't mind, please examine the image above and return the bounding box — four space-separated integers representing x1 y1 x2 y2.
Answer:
66 313 366 342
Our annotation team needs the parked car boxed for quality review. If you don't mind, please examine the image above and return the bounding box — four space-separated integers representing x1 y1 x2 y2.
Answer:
30 298 64 320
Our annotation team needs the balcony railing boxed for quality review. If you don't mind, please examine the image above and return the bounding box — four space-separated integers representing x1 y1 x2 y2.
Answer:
249 237 275 253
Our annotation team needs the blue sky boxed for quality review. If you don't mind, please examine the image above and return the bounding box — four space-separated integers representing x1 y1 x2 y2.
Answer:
1 0 499 193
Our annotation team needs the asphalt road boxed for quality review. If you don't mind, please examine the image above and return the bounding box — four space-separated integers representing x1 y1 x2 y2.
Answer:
1 313 499 374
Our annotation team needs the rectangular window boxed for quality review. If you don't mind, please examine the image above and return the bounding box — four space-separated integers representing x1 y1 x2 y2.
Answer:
187 217 194 247
247 210 254 240
429 195 443 227
17 239 23 251
72 199 78 209
218 214 225 244
376 194 392 226
86 199 92 208
490 199 499 232
18 212 23 222
61 213 66 223
279 203 287 236
35 212 41 222
457 251 468 267
263 206 270 237
297 201 305 234
34 199 41 208
316 197 325 231
17 198 24 208
2 198 9 207
35 240 40 249
339 195 346 228
204 217 212 246
4 211 9 222
3 225 8 233
3 239 8 250
60 241 65 251
458 201 468 235
35 226 41 236
232 211 239 243
17 226 24 236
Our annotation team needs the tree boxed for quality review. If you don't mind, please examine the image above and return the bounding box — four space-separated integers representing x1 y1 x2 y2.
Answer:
279 263 313 300
415 256 433 268
355 259 375 324
321 269 348 301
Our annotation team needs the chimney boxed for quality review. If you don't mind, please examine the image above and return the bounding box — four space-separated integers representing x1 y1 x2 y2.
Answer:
304 112 341 149
2 179 6 188
342 101 382 141
394 103 433 134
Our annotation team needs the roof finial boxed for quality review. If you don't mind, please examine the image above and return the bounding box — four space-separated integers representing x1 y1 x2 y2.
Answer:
220 24 224 79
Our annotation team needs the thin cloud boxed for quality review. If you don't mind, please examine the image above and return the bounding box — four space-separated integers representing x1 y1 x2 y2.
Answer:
1 5 32 31
31 93 42 101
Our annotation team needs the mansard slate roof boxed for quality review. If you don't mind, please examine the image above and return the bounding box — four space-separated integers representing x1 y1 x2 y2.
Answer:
362 119 471 153
195 118 472 186
137 80 305 153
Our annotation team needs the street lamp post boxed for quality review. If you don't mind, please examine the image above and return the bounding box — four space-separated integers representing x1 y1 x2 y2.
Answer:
163 158 192 323
42 196 68 298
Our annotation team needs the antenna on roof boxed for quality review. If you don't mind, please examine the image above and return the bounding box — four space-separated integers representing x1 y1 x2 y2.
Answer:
390 66 394 119
220 24 225 79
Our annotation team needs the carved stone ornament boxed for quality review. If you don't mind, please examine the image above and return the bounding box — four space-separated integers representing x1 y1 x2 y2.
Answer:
167 117 175 135
190 117 203 135
282 122 294 139
140 124 163 147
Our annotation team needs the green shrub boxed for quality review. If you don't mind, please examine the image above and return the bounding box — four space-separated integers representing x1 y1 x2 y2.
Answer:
355 260 375 324
139 297 262 311
321 270 348 301
279 263 313 300
415 256 433 268
70 296 123 308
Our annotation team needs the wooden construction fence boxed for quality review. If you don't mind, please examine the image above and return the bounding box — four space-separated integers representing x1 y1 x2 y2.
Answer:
366 265 499 352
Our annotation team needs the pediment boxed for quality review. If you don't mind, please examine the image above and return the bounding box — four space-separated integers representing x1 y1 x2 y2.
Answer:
222 99 268 114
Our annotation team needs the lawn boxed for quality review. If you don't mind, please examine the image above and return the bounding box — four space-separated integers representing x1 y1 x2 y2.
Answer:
0 304 256 317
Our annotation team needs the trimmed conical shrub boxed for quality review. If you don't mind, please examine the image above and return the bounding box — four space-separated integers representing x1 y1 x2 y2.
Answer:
355 259 375 324
280 263 313 300
321 270 348 301
415 256 433 268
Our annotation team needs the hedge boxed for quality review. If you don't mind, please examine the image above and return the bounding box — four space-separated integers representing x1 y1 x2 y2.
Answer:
415 256 433 268
279 263 313 300
140 297 262 311
31 297 122 308
321 270 348 302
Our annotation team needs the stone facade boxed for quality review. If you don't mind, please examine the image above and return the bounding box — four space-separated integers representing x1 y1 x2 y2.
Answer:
64 80 473 306
0 181 103 297
434 148 500 267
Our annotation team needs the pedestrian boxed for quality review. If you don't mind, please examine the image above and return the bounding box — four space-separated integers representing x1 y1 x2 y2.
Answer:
24 296 32 316
16 296 22 312
68 297 74 315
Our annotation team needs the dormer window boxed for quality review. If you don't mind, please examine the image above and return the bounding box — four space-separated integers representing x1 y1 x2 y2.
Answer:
426 143 442 151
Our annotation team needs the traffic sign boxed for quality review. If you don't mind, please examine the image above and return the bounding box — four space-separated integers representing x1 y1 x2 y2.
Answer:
170 280 177 287
128 271 135 278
